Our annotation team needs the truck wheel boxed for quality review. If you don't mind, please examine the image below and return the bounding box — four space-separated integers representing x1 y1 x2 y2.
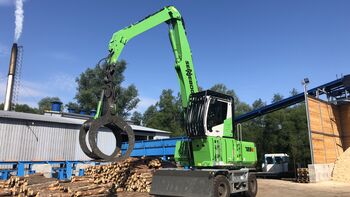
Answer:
213 175 230 197
242 174 257 197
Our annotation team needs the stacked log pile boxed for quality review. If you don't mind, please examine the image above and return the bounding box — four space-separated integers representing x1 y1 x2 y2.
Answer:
84 157 169 193
0 157 171 196
0 157 172 196
0 173 115 196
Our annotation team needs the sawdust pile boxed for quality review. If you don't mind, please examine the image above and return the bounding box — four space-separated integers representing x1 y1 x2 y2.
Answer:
332 147 350 182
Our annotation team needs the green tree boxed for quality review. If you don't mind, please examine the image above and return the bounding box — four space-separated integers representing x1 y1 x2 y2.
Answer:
14 104 39 113
243 90 310 169
65 102 80 112
0 103 38 113
130 111 143 125
210 83 239 103
75 60 139 118
252 98 266 110
142 105 157 126
290 88 299 96
38 97 61 114
143 89 184 136
272 93 284 103
210 83 251 116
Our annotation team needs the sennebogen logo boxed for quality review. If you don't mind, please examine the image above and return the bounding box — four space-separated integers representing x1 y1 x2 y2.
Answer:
185 61 195 94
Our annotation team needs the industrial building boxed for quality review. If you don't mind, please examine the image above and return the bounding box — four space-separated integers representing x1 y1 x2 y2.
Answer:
0 110 170 161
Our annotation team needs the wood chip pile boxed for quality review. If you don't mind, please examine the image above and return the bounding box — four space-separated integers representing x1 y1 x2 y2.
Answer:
332 147 350 183
0 173 115 197
84 157 172 193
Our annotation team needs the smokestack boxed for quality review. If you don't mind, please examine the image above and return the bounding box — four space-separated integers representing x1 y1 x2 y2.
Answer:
4 43 18 111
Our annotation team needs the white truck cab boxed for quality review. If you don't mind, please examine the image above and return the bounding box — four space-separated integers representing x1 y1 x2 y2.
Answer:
262 153 289 174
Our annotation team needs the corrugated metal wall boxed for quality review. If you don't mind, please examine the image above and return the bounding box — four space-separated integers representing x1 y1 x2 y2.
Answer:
0 116 170 161
0 119 78 161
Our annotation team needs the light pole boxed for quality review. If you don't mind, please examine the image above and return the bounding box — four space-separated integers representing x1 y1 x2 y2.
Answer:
302 78 315 164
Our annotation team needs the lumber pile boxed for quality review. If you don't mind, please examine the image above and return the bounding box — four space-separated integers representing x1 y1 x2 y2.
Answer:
0 157 171 196
332 147 350 183
296 168 310 183
84 157 169 193
0 173 115 196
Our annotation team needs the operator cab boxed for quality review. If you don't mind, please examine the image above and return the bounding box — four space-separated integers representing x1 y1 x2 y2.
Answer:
185 90 234 137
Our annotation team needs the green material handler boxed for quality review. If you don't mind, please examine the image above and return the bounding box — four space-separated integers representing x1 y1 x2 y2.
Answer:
97 6 258 197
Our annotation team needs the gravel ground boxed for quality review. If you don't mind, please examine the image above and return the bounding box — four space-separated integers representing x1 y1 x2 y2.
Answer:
257 179 350 197
118 179 350 197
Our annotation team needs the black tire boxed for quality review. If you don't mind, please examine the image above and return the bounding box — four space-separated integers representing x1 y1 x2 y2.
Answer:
242 174 257 197
213 175 231 197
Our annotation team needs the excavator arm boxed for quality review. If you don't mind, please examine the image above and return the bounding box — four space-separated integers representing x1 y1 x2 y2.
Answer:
107 6 198 111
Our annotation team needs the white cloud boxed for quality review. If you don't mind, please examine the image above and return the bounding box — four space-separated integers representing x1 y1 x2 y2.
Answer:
20 80 50 97
134 97 157 113
52 73 76 91
0 78 51 107
0 71 76 108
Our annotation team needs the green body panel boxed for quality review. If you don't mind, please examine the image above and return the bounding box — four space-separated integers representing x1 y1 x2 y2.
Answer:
175 137 257 168
223 118 233 137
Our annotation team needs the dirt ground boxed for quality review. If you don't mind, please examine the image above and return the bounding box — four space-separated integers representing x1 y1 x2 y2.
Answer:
118 179 350 197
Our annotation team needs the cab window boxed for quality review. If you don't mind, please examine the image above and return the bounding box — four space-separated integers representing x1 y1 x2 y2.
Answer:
206 99 228 132
266 156 273 164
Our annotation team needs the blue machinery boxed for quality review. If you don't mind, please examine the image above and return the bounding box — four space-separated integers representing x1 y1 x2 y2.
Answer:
1 75 349 180
121 137 188 160
0 161 101 180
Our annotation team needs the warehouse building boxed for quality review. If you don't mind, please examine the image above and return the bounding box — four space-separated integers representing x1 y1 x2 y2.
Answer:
0 110 170 161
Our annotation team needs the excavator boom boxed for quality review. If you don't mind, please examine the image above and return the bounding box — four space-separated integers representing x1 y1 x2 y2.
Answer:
107 6 198 110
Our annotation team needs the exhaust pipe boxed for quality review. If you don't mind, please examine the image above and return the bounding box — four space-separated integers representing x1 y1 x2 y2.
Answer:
4 43 18 111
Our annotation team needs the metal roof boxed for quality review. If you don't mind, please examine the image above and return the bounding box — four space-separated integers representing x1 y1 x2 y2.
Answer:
0 110 170 134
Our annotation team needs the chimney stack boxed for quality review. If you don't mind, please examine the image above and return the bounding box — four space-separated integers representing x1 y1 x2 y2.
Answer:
4 43 18 111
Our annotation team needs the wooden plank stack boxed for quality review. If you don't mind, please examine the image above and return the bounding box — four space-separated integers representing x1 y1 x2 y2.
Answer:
296 168 310 183
338 103 350 150
84 157 167 193
307 96 344 164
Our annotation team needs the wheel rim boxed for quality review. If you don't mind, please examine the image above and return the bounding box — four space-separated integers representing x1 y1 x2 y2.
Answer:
218 183 227 196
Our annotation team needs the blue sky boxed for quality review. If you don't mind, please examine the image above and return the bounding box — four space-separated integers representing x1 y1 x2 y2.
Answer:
0 0 349 113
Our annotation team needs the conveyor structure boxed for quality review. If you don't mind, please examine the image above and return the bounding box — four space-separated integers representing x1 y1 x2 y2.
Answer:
235 75 350 123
